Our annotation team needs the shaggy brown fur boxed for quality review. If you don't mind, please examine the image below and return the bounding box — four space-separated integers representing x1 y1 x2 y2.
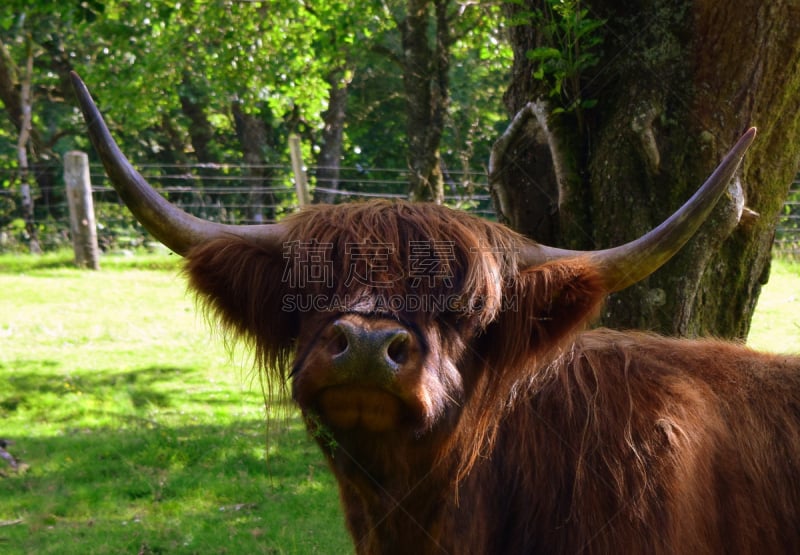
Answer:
184 200 800 554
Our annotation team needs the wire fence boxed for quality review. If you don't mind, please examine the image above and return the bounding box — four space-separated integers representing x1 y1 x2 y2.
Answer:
117 161 497 220
1 161 799 256
0 161 495 252
776 176 800 258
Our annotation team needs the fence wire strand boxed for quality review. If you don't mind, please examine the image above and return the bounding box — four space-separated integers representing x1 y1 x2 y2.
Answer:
0 163 798 255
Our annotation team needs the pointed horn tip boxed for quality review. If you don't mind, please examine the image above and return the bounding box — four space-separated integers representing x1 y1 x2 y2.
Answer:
69 71 87 95
742 126 757 145
69 71 98 123
734 127 757 154
517 126 758 276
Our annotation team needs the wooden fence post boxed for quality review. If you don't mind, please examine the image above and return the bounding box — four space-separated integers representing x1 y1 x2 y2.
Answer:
289 134 311 207
64 151 100 270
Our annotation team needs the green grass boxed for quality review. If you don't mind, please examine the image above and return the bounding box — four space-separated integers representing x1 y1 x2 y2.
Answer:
0 251 351 554
0 252 797 553
748 258 800 353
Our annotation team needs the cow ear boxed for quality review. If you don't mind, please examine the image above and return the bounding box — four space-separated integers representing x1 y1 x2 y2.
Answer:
184 238 297 373
488 258 605 366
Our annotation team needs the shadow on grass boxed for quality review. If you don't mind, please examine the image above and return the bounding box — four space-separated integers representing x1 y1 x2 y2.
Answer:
1 363 185 406
0 250 183 274
0 358 351 553
0 412 349 554
0 362 296 415
0 251 77 273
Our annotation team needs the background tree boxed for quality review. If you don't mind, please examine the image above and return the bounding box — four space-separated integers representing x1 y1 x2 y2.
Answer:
299 1 376 203
0 2 99 250
494 0 800 339
373 1 503 202
342 1 508 201
397 0 453 203
81 1 330 221
0 0 511 227
0 1 332 229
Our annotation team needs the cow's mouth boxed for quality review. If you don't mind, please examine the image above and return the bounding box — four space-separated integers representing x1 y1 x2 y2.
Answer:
315 385 406 432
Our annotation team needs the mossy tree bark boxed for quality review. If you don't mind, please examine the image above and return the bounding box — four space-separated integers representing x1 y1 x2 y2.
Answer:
495 0 800 339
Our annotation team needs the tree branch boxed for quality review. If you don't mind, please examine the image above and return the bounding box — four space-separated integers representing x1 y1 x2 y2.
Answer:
0 37 23 131
369 43 405 68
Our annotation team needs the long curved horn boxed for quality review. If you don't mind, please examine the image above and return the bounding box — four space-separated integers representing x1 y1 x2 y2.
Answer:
70 72 286 256
520 127 757 292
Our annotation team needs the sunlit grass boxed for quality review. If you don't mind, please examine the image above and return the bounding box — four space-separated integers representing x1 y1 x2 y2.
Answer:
0 252 797 553
748 258 800 353
0 253 350 554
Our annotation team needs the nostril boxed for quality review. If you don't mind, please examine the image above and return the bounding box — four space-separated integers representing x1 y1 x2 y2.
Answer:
328 318 413 374
329 323 350 357
385 331 410 366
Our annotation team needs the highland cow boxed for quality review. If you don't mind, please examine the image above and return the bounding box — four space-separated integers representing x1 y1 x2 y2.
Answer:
72 72 800 554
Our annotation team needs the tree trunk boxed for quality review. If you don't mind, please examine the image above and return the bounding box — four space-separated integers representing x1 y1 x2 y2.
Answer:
497 0 800 339
178 73 218 166
0 38 25 134
0 34 54 191
232 101 275 223
315 69 351 204
17 35 40 254
178 75 220 200
399 0 451 204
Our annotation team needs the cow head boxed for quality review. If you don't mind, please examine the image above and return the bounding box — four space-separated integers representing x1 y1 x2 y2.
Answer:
71 72 754 473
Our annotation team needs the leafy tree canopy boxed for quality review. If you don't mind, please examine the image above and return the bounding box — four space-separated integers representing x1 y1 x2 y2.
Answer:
0 0 509 173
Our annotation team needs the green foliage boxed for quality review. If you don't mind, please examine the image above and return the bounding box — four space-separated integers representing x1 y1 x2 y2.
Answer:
446 5 513 172
93 201 151 251
0 0 512 230
523 0 605 114
343 2 510 173
0 200 153 254
0 216 69 254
